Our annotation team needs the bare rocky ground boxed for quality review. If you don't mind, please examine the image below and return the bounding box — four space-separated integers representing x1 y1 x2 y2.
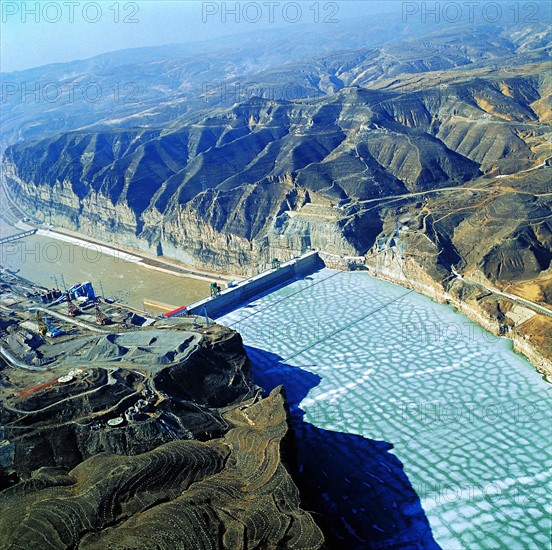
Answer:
0 274 323 549
0 388 323 549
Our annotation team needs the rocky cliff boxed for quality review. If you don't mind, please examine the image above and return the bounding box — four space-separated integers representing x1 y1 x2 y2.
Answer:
0 316 324 548
4 69 550 274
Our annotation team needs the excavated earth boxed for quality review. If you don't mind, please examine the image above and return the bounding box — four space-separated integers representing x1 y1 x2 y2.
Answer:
0 322 324 549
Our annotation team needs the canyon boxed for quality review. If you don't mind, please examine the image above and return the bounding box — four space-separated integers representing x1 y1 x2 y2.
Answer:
1 10 551 548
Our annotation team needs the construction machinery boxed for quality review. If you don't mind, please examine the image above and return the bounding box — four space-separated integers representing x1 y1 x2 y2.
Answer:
51 281 96 306
95 305 110 326
35 311 63 337
35 311 47 337
66 293 81 317
210 282 221 298
45 316 63 337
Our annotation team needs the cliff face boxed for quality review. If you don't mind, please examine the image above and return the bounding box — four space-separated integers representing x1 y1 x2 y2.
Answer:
0 387 324 550
5 69 550 279
3 21 551 279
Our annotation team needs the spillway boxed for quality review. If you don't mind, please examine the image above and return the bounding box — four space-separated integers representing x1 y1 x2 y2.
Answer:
218 268 552 549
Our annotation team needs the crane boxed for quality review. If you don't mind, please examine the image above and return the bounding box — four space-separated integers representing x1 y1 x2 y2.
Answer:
95 305 110 326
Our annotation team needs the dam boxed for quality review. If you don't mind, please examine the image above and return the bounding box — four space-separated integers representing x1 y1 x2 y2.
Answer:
217 268 552 549
185 251 323 318
1 219 550 547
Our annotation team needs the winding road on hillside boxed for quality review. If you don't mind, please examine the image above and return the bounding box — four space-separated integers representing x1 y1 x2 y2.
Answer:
451 267 552 318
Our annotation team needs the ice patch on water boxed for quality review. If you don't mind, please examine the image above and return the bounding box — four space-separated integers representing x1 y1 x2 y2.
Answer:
400 357 472 377
301 369 375 406
218 269 552 549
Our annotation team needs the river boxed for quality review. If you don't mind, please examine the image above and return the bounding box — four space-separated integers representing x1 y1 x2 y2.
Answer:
0 224 211 310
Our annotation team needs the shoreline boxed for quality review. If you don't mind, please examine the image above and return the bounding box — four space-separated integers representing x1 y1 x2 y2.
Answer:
366 266 552 380
30 225 240 283
5 216 551 378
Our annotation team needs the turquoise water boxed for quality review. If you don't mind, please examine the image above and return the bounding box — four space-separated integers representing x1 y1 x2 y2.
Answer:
218 269 552 549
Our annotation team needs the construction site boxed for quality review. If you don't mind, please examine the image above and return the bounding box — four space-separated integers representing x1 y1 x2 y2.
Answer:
0 265 254 479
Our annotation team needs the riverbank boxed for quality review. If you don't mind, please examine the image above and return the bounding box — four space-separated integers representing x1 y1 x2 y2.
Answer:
33 225 241 283
6 214 550 378
0 226 212 310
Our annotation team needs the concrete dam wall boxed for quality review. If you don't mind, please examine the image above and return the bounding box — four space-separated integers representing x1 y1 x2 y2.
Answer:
187 251 324 319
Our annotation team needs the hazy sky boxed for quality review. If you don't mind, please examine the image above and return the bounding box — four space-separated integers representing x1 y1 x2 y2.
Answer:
0 1 398 72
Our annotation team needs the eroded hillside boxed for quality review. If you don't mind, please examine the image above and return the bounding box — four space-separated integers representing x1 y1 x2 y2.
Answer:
2 18 551 362
0 387 323 549
0 292 323 548
4 65 551 279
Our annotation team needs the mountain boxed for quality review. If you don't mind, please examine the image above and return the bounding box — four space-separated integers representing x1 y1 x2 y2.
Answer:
0 10 439 154
2 16 551 360
0 317 324 548
2 9 552 547
4 59 550 273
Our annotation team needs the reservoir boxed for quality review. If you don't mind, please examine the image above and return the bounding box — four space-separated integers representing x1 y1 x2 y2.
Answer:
217 269 552 549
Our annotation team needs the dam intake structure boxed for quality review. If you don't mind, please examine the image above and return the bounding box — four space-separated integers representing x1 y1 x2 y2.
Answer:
184 251 324 320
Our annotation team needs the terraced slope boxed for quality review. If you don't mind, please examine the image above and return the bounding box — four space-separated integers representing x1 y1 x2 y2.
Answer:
0 388 323 549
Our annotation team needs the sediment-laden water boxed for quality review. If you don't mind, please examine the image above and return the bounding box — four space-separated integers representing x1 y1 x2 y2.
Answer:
0 230 210 309
218 269 552 549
